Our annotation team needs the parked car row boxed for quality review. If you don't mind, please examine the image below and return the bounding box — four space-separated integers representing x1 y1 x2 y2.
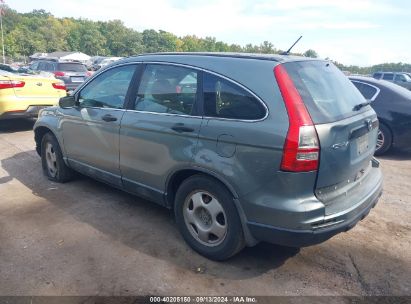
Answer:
88 56 123 71
28 59 93 91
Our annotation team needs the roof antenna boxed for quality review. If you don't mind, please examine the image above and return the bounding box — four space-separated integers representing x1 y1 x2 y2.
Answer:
281 36 303 55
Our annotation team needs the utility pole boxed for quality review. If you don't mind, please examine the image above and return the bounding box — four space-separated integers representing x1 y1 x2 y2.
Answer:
0 0 5 64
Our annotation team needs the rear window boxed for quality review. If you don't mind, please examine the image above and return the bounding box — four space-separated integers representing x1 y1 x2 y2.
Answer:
57 63 87 72
283 61 366 124
351 81 379 100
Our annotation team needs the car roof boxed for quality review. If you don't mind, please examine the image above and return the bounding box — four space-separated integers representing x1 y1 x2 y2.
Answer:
122 52 322 64
350 75 411 98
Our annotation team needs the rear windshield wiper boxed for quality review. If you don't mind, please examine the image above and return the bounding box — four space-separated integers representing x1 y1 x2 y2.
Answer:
353 101 371 111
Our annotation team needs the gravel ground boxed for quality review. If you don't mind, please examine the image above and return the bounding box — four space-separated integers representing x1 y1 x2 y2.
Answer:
0 119 410 296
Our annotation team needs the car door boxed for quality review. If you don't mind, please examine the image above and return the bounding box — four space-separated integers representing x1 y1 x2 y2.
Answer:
119 63 202 204
60 64 138 187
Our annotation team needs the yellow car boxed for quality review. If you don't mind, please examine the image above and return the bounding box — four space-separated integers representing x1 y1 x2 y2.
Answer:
0 71 66 120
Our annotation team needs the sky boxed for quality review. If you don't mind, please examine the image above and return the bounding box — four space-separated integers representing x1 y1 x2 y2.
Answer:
6 0 411 66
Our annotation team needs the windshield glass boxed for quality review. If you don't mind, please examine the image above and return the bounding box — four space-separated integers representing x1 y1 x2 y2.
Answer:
284 60 366 124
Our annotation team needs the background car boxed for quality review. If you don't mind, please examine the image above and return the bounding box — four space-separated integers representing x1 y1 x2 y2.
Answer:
0 64 18 73
0 70 66 120
372 72 411 90
350 76 411 154
29 59 92 91
88 56 107 71
95 57 123 70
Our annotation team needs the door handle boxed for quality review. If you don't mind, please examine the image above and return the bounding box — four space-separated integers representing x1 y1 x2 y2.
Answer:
171 123 194 133
101 114 117 122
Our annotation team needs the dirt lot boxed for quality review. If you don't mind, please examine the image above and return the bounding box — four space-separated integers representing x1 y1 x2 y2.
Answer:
0 119 410 296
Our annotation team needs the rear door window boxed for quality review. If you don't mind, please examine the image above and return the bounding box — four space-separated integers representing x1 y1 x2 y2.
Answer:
135 64 198 115
203 73 266 120
283 61 366 124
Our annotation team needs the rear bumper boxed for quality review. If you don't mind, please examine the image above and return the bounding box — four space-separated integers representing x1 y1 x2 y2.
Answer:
0 105 51 120
245 164 383 247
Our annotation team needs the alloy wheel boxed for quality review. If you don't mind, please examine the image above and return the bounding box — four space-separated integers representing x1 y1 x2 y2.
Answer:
376 129 385 151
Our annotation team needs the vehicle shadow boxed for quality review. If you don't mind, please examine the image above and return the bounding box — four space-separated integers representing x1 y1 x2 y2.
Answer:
0 118 35 133
1 151 299 280
377 147 411 161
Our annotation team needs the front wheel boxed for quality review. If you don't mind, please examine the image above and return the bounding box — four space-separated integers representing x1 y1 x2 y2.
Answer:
174 175 245 260
41 132 74 182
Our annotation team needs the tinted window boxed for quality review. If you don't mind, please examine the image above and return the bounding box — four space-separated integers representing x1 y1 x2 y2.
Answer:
203 73 266 120
382 73 394 81
30 62 39 70
352 81 378 100
135 64 198 115
45 62 55 71
79 65 136 109
38 62 47 70
284 61 366 124
58 63 87 72
395 74 410 82
373 73 382 79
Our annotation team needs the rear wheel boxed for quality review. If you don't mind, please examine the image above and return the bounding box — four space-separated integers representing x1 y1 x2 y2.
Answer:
375 123 392 156
174 175 245 260
41 132 74 182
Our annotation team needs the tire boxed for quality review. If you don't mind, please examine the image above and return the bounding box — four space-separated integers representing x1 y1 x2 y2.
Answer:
41 132 74 182
375 123 392 156
174 175 245 260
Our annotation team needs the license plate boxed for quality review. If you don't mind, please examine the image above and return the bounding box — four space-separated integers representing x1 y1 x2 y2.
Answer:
71 77 84 82
357 134 369 155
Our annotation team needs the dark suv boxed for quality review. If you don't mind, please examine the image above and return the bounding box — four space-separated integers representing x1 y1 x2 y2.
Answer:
29 60 91 91
34 53 383 260
372 72 411 90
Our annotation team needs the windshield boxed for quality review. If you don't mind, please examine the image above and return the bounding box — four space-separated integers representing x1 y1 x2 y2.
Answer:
58 63 87 72
284 60 367 124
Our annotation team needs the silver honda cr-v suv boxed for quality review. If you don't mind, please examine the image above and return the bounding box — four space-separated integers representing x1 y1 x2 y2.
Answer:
34 53 383 260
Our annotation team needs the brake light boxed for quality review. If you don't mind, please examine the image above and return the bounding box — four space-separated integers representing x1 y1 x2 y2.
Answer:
52 82 66 90
274 64 319 172
86 71 93 77
53 71 65 76
0 80 25 89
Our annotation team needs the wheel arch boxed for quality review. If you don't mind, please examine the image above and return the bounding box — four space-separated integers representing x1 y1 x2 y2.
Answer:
34 126 63 157
165 167 258 246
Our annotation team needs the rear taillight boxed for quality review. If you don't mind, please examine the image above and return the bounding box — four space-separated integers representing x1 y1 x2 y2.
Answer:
52 82 66 90
274 64 319 172
53 71 65 77
0 80 25 89
86 71 93 77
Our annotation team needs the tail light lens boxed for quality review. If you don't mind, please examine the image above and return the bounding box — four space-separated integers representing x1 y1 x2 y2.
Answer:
52 82 66 90
86 71 93 77
53 71 65 77
274 64 320 172
0 80 25 89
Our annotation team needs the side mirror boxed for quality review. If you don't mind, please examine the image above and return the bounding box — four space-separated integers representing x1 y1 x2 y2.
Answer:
59 95 77 108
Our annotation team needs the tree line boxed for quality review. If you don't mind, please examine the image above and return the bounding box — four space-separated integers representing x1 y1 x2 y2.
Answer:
1 6 410 74
1 7 318 60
